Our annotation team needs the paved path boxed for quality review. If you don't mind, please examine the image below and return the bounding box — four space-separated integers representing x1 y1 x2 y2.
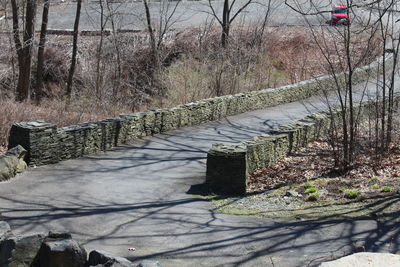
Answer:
1 73 400 266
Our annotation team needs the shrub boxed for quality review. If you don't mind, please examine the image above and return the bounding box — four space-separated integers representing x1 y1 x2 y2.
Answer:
305 187 317 194
344 189 360 199
382 186 392 192
370 177 379 182
372 184 380 190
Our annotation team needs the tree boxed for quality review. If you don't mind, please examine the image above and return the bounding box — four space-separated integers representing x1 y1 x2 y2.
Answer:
11 0 37 101
142 0 182 66
143 0 158 67
35 0 50 103
284 0 398 168
66 0 82 104
94 0 107 99
207 0 254 47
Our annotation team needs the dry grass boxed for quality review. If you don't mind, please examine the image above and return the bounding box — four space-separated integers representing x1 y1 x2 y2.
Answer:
0 25 383 153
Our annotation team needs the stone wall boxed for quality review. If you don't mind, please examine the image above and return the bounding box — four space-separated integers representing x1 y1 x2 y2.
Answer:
206 94 400 195
7 54 393 166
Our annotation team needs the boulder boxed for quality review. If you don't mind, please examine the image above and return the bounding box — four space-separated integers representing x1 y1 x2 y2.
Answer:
0 221 13 265
0 145 27 181
4 234 45 267
88 250 133 266
0 221 11 237
37 232 87 267
320 252 400 267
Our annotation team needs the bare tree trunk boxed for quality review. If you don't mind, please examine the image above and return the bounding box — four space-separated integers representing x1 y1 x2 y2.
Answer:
345 19 354 166
258 0 272 43
11 0 37 102
35 0 50 103
207 0 253 48
386 34 400 146
95 0 105 100
66 0 82 104
106 0 122 102
221 0 230 48
3 1 18 91
143 0 158 67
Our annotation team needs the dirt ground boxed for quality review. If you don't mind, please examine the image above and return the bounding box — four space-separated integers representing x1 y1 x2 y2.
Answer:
210 136 400 221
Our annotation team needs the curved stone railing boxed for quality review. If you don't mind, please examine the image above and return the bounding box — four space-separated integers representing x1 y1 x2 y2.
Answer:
7 53 393 166
206 93 400 195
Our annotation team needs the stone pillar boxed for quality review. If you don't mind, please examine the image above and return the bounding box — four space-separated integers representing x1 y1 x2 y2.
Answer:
206 144 247 195
8 121 58 166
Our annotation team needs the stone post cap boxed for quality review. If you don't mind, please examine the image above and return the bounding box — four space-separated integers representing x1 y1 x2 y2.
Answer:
209 143 246 156
13 121 56 130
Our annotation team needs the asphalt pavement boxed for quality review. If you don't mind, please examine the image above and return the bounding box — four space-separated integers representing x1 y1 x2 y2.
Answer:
0 73 399 266
42 0 326 31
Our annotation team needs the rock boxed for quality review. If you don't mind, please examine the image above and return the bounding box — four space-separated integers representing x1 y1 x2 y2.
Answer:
37 233 87 267
0 221 11 237
47 231 72 239
5 234 45 267
319 252 400 267
0 145 27 181
136 260 163 267
88 250 133 266
0 221 13 266
285 190 300 197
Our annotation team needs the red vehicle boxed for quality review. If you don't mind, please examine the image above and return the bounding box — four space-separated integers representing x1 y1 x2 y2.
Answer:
330 4 351 25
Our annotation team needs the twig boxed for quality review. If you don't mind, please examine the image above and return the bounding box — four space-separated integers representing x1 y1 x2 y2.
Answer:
269 256 275 267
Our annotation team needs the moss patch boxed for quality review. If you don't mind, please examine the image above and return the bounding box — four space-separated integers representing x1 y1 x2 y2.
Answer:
207 191 400 221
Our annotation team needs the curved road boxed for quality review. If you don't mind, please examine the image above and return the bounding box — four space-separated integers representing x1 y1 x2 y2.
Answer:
0 72 399 266
44 0 329 31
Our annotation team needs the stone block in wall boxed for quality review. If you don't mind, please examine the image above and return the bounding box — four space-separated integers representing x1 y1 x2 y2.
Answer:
206 97 226 121
58 122 102 160
244 140 263 175
234 93 251 114
153 110 163 135
224 95 238 116
142 110 162 136
8 121 58 166
182 101 212 126
198 100 214 124
217 96 229 120
115 117 131 145
256 89 277 108
178 105 190 127
120 113 145 140
160 107 182 132
184 102 196 125
269 133 290 163
98 118 122 150
206 143 247 195
273 124 310 153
